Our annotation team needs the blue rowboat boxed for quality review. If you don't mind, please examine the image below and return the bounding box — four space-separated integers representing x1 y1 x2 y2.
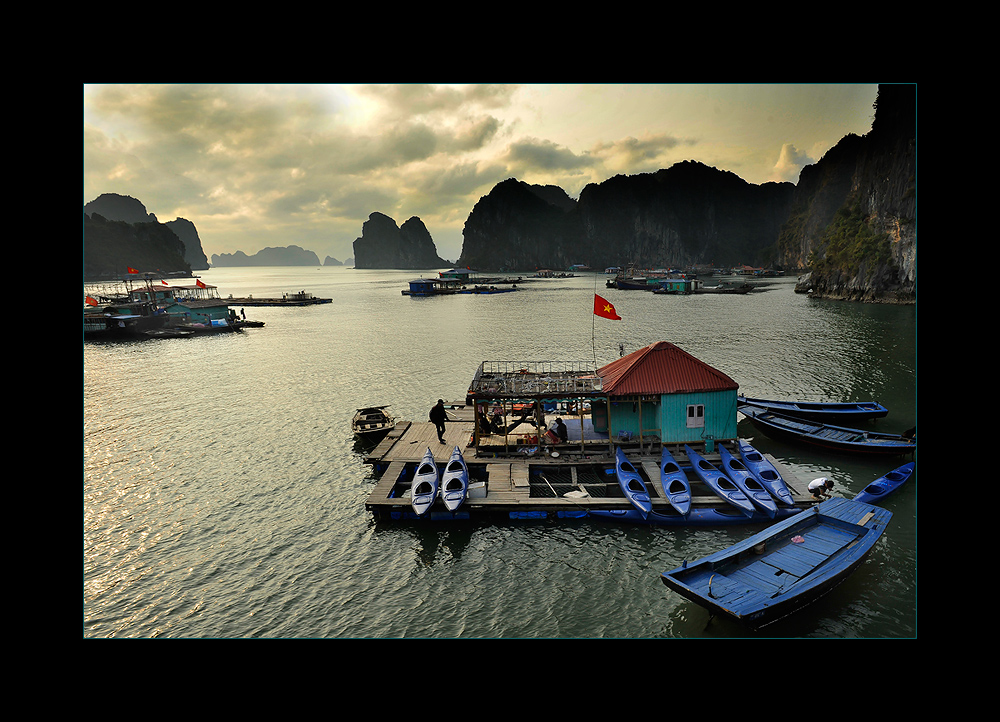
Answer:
615 447 652 516
660 446 691 516
684 445 755 517
854 462 915 505
737 440 795 506
661 497 892 629
737 396 888 422
410 447 439 517
440 446 470 512
718 444 777 518
739 404 916 456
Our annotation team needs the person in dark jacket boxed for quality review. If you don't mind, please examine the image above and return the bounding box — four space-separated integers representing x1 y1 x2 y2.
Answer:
429 399 448 443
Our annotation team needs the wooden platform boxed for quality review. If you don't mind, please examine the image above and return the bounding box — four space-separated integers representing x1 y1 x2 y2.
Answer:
362 410 815 521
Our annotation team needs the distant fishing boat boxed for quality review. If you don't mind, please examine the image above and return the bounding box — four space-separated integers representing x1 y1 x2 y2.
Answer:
660 497 893 629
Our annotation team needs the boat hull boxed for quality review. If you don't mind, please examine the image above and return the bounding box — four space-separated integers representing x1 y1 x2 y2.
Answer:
410 448 440 517
440 446 470 512
615 447 652 516
737 396 888 422
684 445 756 517
853 462 915 505
737 440 795 506
718 444 777 518
591 506 799 527
660 497 892 629
739 404 915 456
660 446 691 515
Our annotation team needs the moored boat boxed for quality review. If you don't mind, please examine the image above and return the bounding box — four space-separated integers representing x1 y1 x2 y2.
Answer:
853 462 916 505
737 396 888 422
718 444 777 518
737 440 795 506
352 405 396 443
615 447 652 517
660 446 691 516
684 445 755 517
440 446 470 512
660 497 893 629
739 404 915 456
590 506 800 527
411 448 440 517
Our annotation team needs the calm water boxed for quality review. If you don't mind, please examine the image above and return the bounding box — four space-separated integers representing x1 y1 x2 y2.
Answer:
83 267 917 638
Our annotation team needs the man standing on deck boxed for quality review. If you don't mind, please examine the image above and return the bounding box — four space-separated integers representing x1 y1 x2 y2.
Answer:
430 399 448 444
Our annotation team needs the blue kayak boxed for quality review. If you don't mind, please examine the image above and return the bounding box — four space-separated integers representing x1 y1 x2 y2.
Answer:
440 446 470 512
854 462 915 505
410 447 440 517
718 444 777 518
684 445 755 517
615 447 652 516
660 446 691 515
737 440 795 506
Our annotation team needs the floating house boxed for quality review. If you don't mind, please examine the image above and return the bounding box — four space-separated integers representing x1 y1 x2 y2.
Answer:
594 341 739 451
465 341 739 455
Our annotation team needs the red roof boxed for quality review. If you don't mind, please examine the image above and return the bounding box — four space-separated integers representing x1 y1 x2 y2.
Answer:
598 341 738 395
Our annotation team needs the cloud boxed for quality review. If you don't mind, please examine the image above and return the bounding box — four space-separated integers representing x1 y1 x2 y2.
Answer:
772 143 815 182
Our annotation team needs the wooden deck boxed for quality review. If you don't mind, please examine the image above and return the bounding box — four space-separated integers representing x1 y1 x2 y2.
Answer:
362 407 816 521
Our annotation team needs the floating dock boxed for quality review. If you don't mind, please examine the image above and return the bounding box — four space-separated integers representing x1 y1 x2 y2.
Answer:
362 403 817 523
226 291 332 306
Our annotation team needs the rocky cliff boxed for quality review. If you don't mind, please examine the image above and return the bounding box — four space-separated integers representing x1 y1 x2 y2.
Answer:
352 212 448 269
784 84 916 302
84 193 210 273
457 167 795 271
211 245 321 266
83 212 191 279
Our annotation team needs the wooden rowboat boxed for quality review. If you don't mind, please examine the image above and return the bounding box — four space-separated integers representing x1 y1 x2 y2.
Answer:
684 445 755 517
660 497 892 629
718 444 777 518
853 462 915 505
410 447 439 517
440 446 470 512
352 405 396 443
737 440 795 507
660 446 691 516
739 404 915 456
737 396 888 422
590 506 800 527
615 447 652 517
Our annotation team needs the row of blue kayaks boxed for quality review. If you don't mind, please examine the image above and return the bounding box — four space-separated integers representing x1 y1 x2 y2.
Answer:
615 442 916 520
615 441 796 520
411 446 470 516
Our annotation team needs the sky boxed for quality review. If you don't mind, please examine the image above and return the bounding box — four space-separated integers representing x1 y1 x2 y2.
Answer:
83 83 880 263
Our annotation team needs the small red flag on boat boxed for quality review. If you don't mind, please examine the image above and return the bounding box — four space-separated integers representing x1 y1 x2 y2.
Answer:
594 294 621 320
196 279 207 288
85 296 98 306
127 266 139 274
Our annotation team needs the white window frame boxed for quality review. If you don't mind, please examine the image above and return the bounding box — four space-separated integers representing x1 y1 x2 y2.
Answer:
686 404 705 429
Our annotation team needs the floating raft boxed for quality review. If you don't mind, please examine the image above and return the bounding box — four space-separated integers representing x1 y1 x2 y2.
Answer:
362 405 816 523
226 291 332 306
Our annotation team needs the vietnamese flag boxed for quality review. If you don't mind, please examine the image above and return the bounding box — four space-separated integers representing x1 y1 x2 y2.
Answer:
127 266 139 274
594 294 621 320
85 296 98 306
196 279 207 288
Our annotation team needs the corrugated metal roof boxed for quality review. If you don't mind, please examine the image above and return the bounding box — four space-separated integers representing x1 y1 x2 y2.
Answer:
598 341 738 396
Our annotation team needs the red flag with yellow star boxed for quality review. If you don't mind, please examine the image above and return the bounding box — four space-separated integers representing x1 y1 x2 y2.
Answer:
594 294 621 320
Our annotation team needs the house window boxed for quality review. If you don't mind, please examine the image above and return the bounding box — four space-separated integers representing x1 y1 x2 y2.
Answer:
686 404 705 429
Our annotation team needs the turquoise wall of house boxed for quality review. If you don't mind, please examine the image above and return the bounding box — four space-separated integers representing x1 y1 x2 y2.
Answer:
606 389 739 443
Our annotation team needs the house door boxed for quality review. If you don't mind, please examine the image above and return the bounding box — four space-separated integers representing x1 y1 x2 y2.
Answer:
686 404 705 429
